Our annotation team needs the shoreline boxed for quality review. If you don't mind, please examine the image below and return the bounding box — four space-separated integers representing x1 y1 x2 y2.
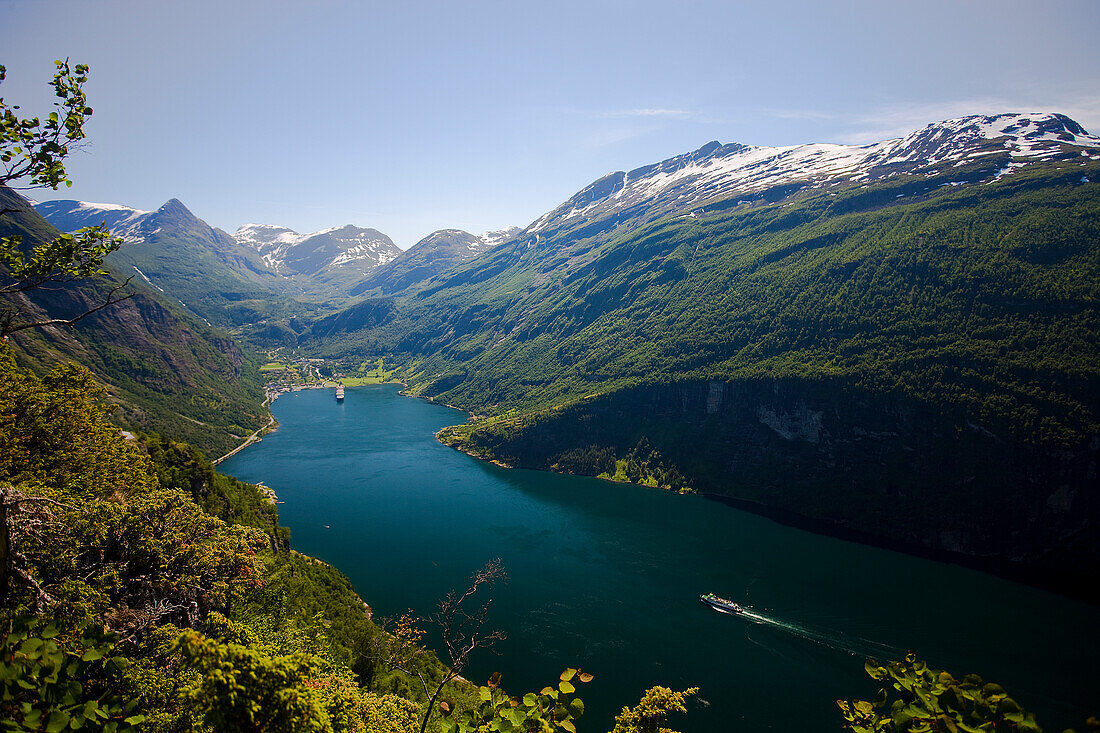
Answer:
212 410 277 465
437 430 1100 606
214 380 406 464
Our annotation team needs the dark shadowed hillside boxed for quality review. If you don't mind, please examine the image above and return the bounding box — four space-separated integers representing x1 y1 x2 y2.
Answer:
301 115 1100 592
2 187 267 456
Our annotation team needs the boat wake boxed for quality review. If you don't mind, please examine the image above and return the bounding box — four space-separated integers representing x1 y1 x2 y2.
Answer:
735 608 906 660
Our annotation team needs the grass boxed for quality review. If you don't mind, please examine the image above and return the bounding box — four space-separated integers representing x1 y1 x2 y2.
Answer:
341 375 396 386
340 358 401 386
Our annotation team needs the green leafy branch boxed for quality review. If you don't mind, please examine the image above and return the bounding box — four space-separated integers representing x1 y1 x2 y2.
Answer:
1 225 124 290
0 61 131 337
0 617 144 733
0 60 92 190
440 668 594 733
839 653 1050 733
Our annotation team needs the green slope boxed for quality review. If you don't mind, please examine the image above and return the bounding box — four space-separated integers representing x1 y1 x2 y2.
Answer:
100 198 311 328
1 186 268 457
323 159 1099 439
350 229 489 297
304 158 1100 588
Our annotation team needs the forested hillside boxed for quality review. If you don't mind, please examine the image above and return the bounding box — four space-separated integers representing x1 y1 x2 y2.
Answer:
1 186 268 456
0 345 474 731
309 154 1100 591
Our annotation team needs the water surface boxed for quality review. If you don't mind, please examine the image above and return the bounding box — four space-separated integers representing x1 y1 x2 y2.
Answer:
222 386 1099 732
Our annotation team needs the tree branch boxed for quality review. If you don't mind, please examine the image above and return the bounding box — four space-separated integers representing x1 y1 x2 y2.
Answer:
418 559 508 733
1 275 135 337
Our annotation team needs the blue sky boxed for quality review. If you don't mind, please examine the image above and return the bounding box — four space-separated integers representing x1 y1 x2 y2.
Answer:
3 0 1099 248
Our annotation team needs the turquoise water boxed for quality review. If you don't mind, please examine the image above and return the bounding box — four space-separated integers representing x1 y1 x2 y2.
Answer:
221 385 1099 732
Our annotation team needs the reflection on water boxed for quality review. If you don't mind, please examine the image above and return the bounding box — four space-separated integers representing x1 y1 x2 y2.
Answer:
221 385 1100 733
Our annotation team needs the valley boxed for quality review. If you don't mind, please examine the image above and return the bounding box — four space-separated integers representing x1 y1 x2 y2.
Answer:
218 384 1100 733
25 112 1100 595
5 99 1099 732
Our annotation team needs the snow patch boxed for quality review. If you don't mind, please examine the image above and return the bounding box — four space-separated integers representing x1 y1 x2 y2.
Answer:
76 201 148 215
527 112 1100 234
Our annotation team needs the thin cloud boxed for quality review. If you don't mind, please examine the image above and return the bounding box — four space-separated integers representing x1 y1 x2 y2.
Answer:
836 96 1100 145
597 108 694 119
836 100 1011 144
758 108 838 122
754 96 1100 146
579 125 653 149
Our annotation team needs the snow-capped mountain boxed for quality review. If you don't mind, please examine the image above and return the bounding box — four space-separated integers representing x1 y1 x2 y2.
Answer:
33 198 290 327
526 112 1100 236
33 199 404 314
32 200 150 242
479 226 523 250
233 223 401 278
350 226 519 296
232 223 303 271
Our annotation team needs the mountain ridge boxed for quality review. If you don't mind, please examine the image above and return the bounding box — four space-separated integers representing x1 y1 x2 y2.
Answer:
232 221 401 278
520 112 1100 240
350 226 520 296
1 186 268 455
301 111 1100 592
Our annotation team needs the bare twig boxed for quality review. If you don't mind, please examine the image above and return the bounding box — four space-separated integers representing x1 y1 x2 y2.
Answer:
1 275 135 337
418 559 508 733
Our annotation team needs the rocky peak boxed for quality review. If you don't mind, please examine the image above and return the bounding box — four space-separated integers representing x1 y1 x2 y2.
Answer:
524 112 1100 238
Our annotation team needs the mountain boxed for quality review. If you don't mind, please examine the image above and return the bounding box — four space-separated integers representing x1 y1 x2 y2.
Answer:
350 226 519 296
34 202 405 327
307 112 1100 593
33 198 150 238
2 187 268 456
35 198 302 328
523 112 1098 239
233 222 402 292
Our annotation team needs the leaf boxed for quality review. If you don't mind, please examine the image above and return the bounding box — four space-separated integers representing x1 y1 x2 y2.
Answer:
45 711 71 733
560 669 577 682
577 671 594 683
558 680 575 694
865 659 888 681
561 722 576 733
479 687 492 702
